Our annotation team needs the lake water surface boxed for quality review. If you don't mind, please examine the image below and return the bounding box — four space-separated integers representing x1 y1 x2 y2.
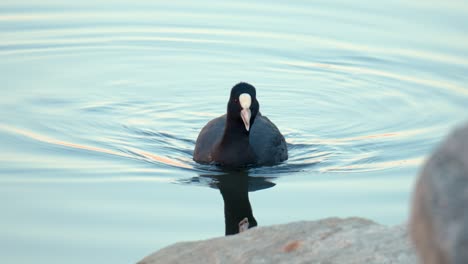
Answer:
1 0 468 263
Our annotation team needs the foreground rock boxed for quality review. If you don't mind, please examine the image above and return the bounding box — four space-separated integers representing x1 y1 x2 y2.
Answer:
410 122 468 264
139 217 416 264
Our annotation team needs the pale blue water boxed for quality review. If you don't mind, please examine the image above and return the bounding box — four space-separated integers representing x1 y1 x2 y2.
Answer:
1 0 468 263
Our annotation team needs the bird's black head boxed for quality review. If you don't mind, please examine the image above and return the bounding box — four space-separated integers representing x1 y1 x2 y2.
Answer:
227 82 260 133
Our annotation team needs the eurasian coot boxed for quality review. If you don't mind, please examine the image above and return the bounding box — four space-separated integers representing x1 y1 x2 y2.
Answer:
193 82 288 167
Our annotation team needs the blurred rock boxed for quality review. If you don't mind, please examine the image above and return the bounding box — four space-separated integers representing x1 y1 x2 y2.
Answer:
410 123 468 264
138 217 416 264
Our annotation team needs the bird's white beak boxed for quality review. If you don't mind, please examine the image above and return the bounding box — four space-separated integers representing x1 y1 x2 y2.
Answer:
239 93 252 131
241 108 251 131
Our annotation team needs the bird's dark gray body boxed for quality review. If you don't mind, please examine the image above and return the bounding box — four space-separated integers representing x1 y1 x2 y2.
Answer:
194 113 288 166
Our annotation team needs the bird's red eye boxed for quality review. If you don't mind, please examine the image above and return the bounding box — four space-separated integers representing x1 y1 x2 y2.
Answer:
233 99 238 103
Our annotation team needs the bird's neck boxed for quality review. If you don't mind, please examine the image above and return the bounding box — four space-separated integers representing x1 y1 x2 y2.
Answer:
221 115 250 146
213 115 256 166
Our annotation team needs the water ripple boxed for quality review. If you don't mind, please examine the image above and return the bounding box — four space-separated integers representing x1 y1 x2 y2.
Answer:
2 2 468 263
1 4 467 180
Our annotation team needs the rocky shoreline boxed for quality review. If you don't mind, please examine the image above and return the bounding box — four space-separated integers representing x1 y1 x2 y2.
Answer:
138 217 416 264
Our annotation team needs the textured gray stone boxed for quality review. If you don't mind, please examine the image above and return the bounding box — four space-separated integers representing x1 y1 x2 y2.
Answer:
410 122 468 264
139 217 416 264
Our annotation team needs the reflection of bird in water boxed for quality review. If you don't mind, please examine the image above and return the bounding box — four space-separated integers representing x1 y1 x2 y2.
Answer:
183 170 275 235
218 171 258 235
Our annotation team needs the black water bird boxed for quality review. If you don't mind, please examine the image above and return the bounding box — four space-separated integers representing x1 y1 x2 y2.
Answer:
193 82 288 167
